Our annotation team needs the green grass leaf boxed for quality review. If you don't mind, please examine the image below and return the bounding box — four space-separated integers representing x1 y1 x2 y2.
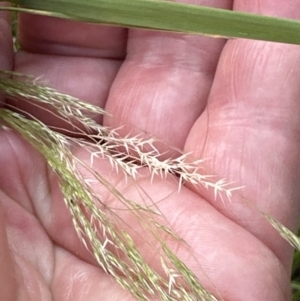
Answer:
7 0 300 45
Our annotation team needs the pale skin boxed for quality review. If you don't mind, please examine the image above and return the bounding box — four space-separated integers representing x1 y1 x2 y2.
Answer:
1 0 300 300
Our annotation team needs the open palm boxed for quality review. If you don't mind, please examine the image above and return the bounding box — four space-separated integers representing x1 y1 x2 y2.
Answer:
1 1 300 300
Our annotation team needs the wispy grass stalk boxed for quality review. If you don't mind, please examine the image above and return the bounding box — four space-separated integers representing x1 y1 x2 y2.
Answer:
1 70 300 300
0 71 238 198
0 93 219 300
0 109 207 300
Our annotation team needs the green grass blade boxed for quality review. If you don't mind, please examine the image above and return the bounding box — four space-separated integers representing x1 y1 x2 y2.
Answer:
7 0 300 45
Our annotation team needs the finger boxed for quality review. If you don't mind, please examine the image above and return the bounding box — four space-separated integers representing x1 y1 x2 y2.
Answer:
0 2 13 105
7 14 127 127
18 14 127 59
104 0 232 153
185 1 300 270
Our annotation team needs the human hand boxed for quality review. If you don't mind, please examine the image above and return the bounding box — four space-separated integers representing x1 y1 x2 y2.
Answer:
1 1 300 300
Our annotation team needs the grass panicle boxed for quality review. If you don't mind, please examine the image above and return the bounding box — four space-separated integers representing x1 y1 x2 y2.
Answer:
1 70 300 300
0 76 221 300
0 70 237 199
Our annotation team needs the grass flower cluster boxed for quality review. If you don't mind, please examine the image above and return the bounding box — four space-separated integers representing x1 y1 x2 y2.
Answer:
1 70 300 300
0 71 224 301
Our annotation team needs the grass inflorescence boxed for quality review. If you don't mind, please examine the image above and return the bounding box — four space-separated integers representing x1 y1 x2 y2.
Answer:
0 70 225 300
1 70 300 300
